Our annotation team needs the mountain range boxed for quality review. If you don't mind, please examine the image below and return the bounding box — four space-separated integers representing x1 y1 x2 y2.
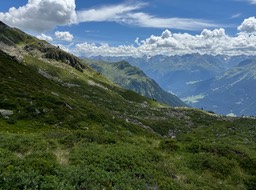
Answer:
1 21 256 189
92 54 256 116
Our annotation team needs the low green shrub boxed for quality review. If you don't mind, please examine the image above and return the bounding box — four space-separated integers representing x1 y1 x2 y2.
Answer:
159 139 179 152
188 153 237 177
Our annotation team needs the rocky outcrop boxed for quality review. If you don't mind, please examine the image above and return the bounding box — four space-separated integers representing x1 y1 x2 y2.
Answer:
0 109 14 119
0 21 86 72
43 48 84 72
23 44 85 72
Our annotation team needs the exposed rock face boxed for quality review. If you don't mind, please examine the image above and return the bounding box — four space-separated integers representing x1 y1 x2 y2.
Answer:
43 48 84 72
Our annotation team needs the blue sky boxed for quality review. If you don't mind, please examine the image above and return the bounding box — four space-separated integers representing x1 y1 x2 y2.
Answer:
1 0 256 57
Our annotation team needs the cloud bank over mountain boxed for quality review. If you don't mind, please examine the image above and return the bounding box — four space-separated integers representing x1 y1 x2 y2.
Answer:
74 20 256 57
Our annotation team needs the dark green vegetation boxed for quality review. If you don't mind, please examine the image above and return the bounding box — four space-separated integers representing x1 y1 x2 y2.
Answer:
0 21 256 189
87 59 186 107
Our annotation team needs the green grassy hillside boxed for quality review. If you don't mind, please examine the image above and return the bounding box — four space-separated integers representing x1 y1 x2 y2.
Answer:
0 21 256 189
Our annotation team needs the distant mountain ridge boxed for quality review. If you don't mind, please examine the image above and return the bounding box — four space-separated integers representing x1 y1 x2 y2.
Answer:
91 54 250 97
91 54 256 116
86 59 186 107
191 58 256 116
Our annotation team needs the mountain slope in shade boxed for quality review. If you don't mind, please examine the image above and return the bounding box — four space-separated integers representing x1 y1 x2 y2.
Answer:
87 59 186 107
191 59 256 116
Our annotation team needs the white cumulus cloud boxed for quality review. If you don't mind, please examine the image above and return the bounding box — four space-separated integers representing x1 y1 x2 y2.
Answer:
36 33 53 42
201 28 226 38
0 0 77 32
55 31 74 42
238 17 256 33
